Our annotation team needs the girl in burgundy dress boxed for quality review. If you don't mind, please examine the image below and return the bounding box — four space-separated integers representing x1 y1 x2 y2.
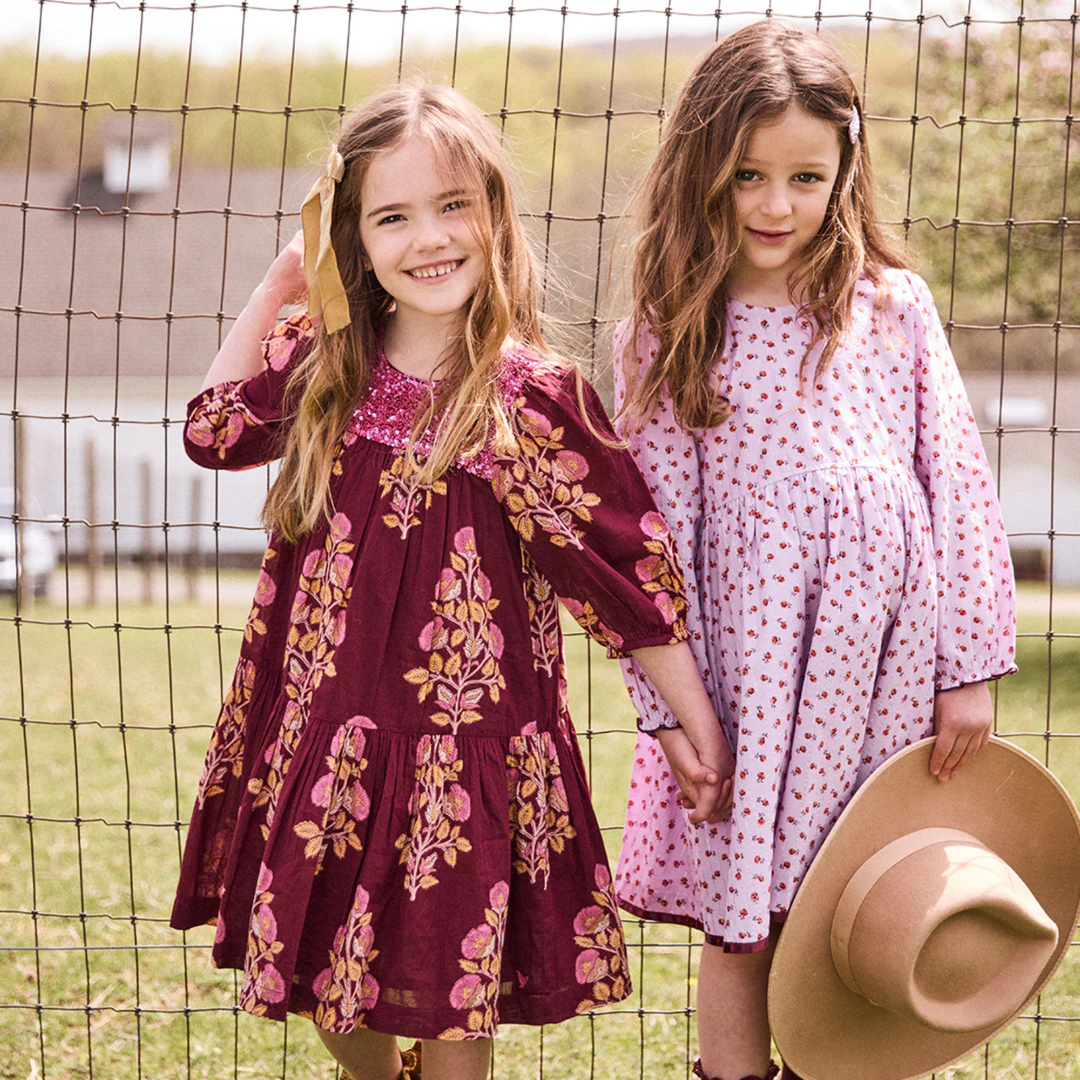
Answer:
612 22 1016 1080
170 84 733 1080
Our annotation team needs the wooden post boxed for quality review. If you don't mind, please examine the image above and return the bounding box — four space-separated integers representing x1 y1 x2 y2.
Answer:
15 414 29 609
85 438 99 606
141 458 153 605
187 474 202 602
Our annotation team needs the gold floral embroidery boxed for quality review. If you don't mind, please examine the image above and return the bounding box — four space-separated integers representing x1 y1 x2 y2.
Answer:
196 658 255 810
244 548 278 643
521 549 560 677
560 596 625 655
438 881 510 1040
312 885 380 1032
294 715 375 871
507 725 576 887
573 864 629 1013
239 864 288 1017
186 384 263 461
395 734 473 899
379 454 448 539
404 527 506 733
493 402 601 549
249 512 354 836
635 510 688 625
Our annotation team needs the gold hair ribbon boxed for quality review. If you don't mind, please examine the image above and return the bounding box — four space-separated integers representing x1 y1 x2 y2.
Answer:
301 144 351 334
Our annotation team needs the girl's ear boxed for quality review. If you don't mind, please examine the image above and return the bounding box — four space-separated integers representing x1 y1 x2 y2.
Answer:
361 253 372 272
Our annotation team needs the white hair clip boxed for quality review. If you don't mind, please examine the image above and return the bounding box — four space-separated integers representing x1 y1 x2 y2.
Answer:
849 105 861 145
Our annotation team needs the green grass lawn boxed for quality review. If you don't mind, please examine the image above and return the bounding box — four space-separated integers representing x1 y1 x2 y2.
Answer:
0 579 1077 1079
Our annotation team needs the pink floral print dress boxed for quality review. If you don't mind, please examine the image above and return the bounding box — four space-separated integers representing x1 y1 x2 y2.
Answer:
171 312 689 1038
613 270 1017 952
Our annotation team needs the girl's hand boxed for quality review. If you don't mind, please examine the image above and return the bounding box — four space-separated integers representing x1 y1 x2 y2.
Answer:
261 230 308 307
655 727 734 824
930 681 993 782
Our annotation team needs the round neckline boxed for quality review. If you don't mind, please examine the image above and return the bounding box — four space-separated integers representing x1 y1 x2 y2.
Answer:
375 327 443 385
727 296 802 312
378 351 442 386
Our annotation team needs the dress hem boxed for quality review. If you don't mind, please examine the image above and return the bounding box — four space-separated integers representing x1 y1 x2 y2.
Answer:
220 974 634 1039
616 895 787 953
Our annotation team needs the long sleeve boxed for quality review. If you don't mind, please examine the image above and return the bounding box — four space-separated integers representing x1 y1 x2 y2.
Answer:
492 363 690 659
613 320 710 732
905 272 1017 689
183 311 316 471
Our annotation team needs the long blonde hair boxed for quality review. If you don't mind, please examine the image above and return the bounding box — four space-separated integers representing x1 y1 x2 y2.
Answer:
624 19 906 431
263 84 547 542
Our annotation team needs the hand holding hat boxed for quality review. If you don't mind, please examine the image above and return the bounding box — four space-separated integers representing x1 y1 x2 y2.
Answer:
769 737 1080 1080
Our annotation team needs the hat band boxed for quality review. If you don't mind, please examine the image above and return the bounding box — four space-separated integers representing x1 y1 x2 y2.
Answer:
830 827 1058 1034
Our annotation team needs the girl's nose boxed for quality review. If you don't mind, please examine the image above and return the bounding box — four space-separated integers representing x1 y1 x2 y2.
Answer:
761 184 792 219
414 214 451 250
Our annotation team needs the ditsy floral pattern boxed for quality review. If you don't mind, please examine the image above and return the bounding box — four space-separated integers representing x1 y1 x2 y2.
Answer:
614 270 1016 951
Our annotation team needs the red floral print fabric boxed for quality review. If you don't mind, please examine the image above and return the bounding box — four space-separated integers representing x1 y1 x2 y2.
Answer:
613 270 1017 952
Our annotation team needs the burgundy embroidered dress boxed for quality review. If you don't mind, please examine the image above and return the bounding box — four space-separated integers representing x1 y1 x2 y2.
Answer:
613 270 1017 952
170 312 689 1039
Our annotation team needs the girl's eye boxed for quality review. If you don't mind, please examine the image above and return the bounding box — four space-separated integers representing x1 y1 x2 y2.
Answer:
735 170 758 183
443 199 469 213
794 173 823 184
377 213 404 226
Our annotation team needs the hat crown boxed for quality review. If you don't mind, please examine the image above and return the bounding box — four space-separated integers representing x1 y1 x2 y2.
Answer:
830 827 1058 1034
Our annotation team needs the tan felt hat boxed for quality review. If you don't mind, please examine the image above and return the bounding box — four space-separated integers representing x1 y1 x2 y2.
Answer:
769 737 1080 1080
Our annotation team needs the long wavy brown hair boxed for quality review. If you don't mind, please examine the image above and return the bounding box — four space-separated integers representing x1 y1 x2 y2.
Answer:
623 19 907 431
263 84 550 542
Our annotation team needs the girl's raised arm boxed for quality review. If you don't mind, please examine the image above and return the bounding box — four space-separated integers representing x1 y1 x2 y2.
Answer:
200 231 308 391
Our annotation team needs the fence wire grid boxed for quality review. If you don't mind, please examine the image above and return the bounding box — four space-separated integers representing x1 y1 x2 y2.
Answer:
1 1 1078 1079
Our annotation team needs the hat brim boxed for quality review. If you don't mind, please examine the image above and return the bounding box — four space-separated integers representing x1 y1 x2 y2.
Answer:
769 737 1080 1080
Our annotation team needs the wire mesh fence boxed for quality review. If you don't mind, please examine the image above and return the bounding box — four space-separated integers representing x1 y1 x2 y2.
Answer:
0 1 1077 1078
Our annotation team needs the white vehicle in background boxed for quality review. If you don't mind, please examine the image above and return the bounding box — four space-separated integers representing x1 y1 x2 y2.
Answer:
0 488 58 598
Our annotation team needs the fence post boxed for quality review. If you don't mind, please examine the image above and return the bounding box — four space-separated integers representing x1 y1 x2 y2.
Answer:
85 437 99 606
141 458 153 604
15 414 29 609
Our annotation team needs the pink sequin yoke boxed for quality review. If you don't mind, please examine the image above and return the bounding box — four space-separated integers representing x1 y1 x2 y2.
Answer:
345 348 540 480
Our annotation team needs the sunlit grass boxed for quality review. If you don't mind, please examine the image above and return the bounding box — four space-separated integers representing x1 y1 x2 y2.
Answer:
0 581 1077 1079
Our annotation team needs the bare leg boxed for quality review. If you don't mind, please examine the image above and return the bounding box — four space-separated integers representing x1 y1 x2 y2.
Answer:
696 937 776 1079
315 1026 492 1080
315 1026 401 1080
421 1037 492 1080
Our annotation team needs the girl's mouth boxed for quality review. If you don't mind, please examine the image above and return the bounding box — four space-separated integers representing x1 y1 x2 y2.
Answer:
748 229 792 247
405 259 464 280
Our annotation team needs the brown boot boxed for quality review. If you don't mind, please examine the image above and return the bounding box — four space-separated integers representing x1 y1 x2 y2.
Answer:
400 1040 422 1080
692 1061 779 1080
341 1041 421 1080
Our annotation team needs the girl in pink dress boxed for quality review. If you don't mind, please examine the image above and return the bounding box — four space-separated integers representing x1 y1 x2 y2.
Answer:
170 84 733 1080
612 22 1016 1080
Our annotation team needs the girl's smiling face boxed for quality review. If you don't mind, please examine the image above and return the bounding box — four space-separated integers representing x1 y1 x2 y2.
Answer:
359 135 486 328
727 105 842 305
